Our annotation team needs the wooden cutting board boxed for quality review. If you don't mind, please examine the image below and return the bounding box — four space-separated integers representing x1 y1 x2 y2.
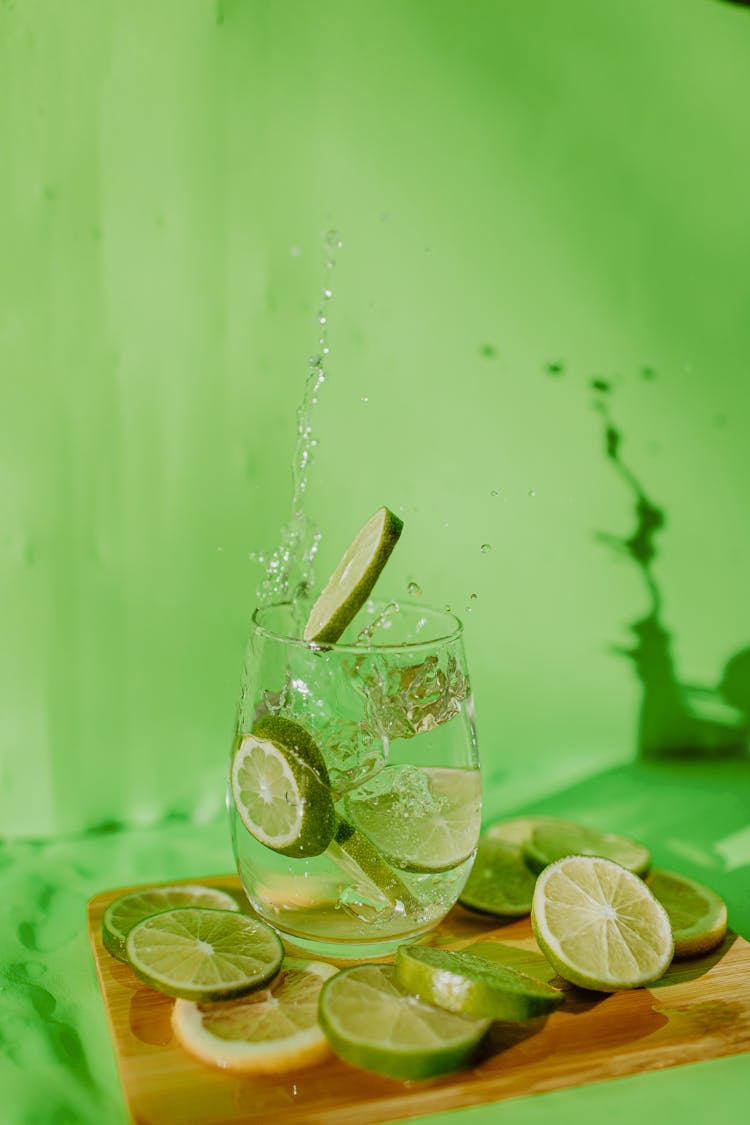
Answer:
87 875 750 1125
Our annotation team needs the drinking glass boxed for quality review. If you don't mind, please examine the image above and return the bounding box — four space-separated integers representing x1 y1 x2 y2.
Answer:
229 600 481 959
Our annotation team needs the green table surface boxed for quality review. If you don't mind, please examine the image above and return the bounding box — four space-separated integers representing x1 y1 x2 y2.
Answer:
3 757 749 1125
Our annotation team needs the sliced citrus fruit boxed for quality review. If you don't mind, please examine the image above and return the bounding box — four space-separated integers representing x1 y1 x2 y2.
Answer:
523 822 651 876
395 945 564 1021
172 959 336 1074
531 855 673 991
459 837 536 917
647 868 728 958
125 907 283 1001
102 884 240 963
303 506 403 644
485 815 577 847
330 819 420 916
231 715 336 858
344 766 481 874
318 963 490 1079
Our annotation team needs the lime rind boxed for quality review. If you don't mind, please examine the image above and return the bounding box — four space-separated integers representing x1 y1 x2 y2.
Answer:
523 823 651 877
459 837 536 917
647 868 728 958
395 945 564 1021
126 907 284 1001
102 884 240 963
303 506 404 645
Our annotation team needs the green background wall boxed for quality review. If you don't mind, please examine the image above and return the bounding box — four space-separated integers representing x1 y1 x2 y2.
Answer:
2 0 749 838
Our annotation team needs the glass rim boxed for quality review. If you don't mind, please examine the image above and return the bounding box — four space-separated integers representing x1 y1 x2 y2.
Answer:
251 599 463 653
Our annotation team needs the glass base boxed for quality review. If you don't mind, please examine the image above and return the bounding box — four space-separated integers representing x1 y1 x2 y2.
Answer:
270 925 434 963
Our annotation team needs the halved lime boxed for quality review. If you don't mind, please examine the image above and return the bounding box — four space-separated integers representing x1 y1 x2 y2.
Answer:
523 822 651 877
102 885 240 963
647 868 728 958
126 907 283 1001
303 506 403 644
395 945 564 1021
318 963 490 1080
172 959 336 1074
231 715 336 858
344 767 481 874
531 855 673 991
459 838 536 917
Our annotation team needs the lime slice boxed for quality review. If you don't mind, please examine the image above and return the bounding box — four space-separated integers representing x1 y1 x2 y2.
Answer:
459 838 536 917
647 868 728 958
344 767 481 874
126 907 283 1001
231 715 336 858
395 945 564 1021
303 506 403 644
523 822 651 877
172 959 336 1074
331 820 421 916
318 963 490 1080
531 855 673 991
485 815 577 848
102 885 240 963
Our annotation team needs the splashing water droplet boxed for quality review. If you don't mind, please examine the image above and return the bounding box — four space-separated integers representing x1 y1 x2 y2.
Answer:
407 581 423 598
490 489 499 497
470 592 478 600
480 543 491 554
361 395 369 404
528 490 537 498
290 245 301 257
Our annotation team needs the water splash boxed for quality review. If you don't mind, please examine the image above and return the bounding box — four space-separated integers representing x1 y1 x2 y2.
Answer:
480 543 491 554
355 601 400 646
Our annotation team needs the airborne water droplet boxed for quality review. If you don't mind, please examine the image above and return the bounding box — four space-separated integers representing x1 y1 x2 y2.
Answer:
490 489 499 497
480 543 491 554
470 592 478 600
407 581 423 598
528 490 537 498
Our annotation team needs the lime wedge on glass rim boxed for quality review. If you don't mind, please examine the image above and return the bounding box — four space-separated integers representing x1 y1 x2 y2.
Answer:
126 907 283 1001
647 868 728 958
318 963 490 1080
231 715 336 858
303 506 403 645
173 958 336 1074
523 822 651 877
102 884 241 962
395 945 564 1021
531 855 673 992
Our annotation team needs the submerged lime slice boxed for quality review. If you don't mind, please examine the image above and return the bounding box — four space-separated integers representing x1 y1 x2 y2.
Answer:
395 945 564 1021
647 868 728 958
344 767 481 874
459 837 536 917
102 885 240 963
532 855 673 992
318 963 490 1080
303 506 403 644
231 715 336 858
126 907 283 1001
523 822 651 876
172 959 336 1074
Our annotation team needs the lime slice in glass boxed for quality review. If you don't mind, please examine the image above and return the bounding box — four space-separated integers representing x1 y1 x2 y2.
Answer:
330 819 421 916
231 715 336 858
395 945 564 1021
172 959 336 1074
318 963 490 1080
531 855 673 991
459 838 536 917
102 885 240 963
303 506 403 644
647 868 728 958
523 822 651 876
126 907 283 1001
344 767 481 874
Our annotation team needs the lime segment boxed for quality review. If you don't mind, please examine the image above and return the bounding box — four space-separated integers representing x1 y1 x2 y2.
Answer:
231 715 335 858
102 885 240 963
172 959 336 1074
318 963 490 1079
303 506 404 644
459 837 536 917
531 855 673 991
395 945 564 1021
523 822 651 876
126 907 284 1001
647 868 728 958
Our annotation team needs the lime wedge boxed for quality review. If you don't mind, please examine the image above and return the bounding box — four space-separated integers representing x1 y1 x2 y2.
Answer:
318 963 490 1079
172 959 336 1074
344 767 481 874
231 715 336 858
531 855 673 991
126 907 283 1001
303 506 403 644
523 822 651 877
395 945 564 1021
102 885 240 963
647 868 728 958
459 837 536 917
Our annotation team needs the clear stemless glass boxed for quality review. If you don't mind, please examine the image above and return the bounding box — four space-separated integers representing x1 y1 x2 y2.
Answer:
229 600 481 959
